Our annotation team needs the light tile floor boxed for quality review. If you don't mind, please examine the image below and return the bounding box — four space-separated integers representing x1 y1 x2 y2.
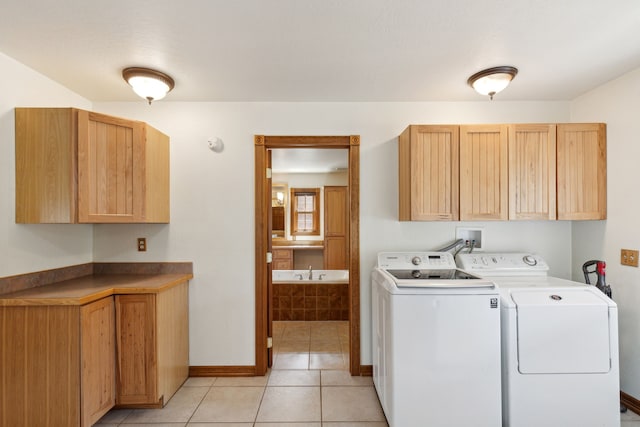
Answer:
96 321 388 427
623 408 640 426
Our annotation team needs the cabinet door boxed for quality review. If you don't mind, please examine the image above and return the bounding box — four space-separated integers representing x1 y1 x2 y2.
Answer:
81 297 116 427
77 110 145 223
508 124 557 220
325 236 348 270
324 186 349 269
557 124 607 220
324 186 348 236
399 125 459 221
460 125 508 220
273 249 293 270
115 294 158 406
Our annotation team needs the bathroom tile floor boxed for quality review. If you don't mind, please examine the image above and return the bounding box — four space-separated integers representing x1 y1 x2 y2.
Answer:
96 321 388 426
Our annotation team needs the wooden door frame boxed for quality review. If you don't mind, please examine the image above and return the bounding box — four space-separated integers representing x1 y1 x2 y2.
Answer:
254 135 361 376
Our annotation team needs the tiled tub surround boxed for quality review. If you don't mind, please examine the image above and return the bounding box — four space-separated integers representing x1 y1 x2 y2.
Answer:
273 282 349 321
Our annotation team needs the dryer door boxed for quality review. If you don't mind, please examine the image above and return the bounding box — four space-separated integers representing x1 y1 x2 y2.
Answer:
512 289 611 374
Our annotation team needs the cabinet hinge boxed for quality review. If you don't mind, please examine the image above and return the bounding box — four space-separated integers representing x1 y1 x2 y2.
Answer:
266 252 273 263
266 168 272 179
267 337 273 349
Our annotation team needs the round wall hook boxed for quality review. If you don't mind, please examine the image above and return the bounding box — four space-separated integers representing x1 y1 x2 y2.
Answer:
208 137 224 153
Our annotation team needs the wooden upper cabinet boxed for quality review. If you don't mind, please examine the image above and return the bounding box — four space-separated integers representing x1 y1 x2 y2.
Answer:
399 125 459 221
459 125 508 220
508 124 557 220
556 123 607 220
15 108 170 224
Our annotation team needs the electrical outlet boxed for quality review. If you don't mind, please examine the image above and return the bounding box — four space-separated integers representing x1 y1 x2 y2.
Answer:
621 249 639 267
137 237 147 252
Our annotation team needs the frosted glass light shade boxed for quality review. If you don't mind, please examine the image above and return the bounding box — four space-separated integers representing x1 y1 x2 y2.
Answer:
123 67 175 104
468 66 518 100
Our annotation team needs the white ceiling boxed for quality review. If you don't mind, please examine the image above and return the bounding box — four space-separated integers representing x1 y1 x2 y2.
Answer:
2 0 640 102
272 149 348 173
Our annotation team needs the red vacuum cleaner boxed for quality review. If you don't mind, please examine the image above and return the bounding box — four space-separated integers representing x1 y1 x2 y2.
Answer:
582 259 625 413
582 260 612 298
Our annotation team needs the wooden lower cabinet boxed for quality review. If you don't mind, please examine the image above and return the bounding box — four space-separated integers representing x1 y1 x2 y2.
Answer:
272 248 293 270
0 281 189 426
324 236 348 270
115 281 189 407
0 297 115 427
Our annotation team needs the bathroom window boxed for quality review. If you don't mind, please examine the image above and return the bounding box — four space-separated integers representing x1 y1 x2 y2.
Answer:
290 188 320 236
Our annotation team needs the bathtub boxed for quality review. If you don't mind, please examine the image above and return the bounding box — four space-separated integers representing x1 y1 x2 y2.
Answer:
272 270 350 321
272 269 349 284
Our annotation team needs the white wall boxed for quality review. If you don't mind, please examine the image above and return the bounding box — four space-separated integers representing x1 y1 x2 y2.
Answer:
570 67 640 396
0 51 578 367
91 101 573 366
0 53 93 277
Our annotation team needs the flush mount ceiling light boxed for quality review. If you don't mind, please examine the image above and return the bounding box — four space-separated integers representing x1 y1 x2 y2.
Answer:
122 67 175 104
467 66 518 100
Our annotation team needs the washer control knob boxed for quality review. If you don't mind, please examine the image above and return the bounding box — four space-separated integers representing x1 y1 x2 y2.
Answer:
411 256 421 266
523 255 538 266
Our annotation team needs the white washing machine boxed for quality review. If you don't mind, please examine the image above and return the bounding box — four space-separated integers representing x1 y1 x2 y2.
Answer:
457 253 620 427
372 252 502 427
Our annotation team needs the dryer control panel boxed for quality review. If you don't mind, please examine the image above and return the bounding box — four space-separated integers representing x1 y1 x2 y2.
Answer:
457 253 549 276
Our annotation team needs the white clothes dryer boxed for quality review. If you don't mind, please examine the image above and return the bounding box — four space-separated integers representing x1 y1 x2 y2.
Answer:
457 253 620 427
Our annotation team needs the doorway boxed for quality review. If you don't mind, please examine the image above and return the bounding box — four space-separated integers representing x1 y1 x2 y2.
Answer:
254 135 361 376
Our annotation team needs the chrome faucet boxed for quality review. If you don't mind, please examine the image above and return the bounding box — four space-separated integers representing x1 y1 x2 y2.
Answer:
308 265 313 280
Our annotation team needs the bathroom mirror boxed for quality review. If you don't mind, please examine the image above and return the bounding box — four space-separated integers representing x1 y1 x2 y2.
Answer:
272 183 288 238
